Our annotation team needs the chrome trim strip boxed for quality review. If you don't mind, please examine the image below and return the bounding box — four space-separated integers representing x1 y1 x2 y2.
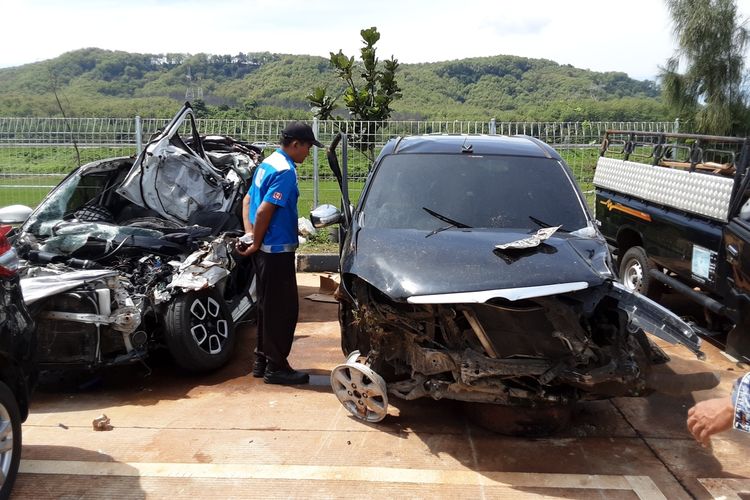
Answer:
407 282 590 304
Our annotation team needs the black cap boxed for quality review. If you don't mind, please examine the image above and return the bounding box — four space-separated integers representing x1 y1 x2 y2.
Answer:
281 122 323 148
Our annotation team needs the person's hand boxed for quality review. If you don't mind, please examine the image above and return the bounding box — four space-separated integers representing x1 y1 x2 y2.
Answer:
235 244 257 257
235 233 258 256
687 396 735 447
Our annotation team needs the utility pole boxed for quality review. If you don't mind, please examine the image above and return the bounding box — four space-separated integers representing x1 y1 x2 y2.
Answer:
185 67 203 100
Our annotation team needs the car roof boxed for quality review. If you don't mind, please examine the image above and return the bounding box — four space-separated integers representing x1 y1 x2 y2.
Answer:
384 134 561 160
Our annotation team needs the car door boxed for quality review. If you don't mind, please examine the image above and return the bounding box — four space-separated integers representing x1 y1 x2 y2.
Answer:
723 215 750 299
116 103 240 225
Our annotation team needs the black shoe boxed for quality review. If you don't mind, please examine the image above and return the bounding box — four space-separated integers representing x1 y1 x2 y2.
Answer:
263 367 310 385
252 356 267 378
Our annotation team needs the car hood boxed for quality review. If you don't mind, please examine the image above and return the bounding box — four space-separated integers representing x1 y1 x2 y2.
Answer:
344 227 611 301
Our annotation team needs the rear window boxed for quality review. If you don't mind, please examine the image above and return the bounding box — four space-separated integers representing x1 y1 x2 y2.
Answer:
361 153 589 231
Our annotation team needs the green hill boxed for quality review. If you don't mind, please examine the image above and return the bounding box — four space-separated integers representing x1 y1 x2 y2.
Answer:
0 48 666 121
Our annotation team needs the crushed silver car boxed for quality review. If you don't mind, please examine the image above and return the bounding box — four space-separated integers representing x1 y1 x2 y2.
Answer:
6 103 260 372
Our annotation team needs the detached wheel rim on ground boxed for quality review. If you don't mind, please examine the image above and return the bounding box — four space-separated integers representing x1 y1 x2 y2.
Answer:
331 352 388 422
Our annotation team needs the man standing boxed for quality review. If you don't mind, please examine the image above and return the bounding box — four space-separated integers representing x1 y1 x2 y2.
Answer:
238 122 322 385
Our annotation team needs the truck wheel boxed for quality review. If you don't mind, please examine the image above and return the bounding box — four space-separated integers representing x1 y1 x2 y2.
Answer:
165 289 236 372
619 246 662 300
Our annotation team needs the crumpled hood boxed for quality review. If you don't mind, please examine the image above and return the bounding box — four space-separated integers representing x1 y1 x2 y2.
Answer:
344 228 610 301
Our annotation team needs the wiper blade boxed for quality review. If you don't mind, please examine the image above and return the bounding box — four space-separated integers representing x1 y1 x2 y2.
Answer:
529 215 569 233
423 207 472 238
423 207 472 228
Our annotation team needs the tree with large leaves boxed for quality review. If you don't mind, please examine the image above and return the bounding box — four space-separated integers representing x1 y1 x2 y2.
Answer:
660 0 749 135
308 27 401 160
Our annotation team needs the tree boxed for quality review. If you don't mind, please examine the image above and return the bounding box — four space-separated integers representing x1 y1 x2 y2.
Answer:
660 0 749 135
308 27 401 159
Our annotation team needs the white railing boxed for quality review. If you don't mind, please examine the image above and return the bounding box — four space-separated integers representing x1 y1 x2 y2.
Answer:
0 116 677 210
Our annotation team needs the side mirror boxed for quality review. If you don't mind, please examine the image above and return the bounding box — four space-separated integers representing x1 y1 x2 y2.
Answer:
0 205 32 224
310 204 342 228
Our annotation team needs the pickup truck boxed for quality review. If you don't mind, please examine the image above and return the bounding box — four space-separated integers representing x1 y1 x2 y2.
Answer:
594 130 750 360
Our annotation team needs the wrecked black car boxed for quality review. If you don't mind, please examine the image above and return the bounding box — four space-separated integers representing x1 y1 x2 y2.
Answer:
3 103 259 373
313 133 704 423
0 223 36 497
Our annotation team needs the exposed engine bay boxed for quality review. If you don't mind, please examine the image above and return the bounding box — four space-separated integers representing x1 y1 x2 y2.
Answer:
340 277 685 408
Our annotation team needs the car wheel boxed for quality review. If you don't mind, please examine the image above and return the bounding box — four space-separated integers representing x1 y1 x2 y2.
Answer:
0 381 22 499
619 246 662 299
165 289 236 372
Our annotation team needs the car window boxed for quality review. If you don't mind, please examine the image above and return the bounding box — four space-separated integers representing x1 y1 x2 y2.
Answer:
25 172 110 236
360 153 589 231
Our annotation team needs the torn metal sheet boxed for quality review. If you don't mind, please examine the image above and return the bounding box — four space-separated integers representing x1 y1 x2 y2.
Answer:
116 106 243 225
21 270 119 305
169 265 229 291
169 237 232 291
304 293 338 303
495 226 561 250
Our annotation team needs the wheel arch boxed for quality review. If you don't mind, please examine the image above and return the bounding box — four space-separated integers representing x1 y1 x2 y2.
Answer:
616 226 643 260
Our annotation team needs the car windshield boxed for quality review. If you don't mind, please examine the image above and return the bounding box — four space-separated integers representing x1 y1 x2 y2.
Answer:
360 153 589 231
25 171 111 237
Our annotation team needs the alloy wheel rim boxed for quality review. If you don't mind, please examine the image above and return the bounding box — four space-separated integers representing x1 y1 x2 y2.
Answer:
330 362 388 422
189 296 228 355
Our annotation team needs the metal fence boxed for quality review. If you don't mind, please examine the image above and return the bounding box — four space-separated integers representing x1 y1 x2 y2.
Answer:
0 116 678 212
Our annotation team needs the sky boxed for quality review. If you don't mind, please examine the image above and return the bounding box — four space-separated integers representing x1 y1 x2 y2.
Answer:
3 0 750 81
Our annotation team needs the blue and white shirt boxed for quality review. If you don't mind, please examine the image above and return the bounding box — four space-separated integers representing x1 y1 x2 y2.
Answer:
248 149 299 253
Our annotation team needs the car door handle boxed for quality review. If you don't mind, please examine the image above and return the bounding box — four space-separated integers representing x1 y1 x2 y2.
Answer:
727 244 739 264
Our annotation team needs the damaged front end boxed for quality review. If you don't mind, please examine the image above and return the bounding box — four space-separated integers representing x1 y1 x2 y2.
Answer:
332 276 701 420
11 102 260 373
20 233 249 370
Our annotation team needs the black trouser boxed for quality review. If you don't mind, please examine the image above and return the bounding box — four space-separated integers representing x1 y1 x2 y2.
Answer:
252 250 298 368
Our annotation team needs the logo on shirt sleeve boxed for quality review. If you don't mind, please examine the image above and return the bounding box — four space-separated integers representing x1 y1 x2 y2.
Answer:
273 191 283 201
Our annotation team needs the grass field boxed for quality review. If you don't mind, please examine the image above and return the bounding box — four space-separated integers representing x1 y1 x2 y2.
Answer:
0 144 599 214
0 175 364 218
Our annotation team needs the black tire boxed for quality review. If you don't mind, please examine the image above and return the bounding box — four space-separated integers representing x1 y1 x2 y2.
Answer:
619 246 662 299
0 381 22 499
165 289 237 372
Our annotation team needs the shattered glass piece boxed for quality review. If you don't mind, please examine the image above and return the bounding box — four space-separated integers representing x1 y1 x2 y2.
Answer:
39 222 164 254
569 225 597 238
